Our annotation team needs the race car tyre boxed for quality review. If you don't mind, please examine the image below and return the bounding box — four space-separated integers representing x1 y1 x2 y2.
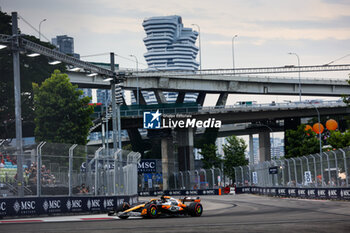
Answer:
145 204 158 218
118 215 129 219
188 202 203 217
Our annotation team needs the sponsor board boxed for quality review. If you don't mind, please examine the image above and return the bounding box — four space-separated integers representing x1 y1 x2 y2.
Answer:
138 160 157 173
0 195 138 217
340 189 350 199
233 186 350 201
138 189 219 196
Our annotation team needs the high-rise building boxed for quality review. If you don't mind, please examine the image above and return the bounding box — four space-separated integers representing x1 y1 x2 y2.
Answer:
142 15 199 71
52 35 80 59
139 15 199 104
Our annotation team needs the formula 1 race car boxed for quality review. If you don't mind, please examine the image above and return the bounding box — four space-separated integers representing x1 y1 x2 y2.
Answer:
108 195 203 219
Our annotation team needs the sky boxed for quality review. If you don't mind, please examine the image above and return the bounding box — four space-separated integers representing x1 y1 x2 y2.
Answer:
1 0 350 105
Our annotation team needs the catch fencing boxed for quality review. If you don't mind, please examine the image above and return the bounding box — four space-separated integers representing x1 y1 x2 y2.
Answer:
234 147 350 188
138 168 223 192
0 141 140 198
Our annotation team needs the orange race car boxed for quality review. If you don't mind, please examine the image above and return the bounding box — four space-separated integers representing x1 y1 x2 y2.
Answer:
108 195 203 219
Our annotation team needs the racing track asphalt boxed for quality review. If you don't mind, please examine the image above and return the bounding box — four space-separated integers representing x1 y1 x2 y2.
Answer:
1 194 350 233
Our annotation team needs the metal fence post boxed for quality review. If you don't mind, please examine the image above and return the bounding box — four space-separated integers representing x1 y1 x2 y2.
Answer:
324 152 331 186
180 171 184 189
187 170 191 189
339 149 348 187
195 170 200 189
113 149 121 195
331 150 339 187
317 153 324 187
303 156 310 172
210 168 215 188
94 147 103 196
36 142 46 197
264 161 271 186
291 158 297 186
279 160 285 186
68 144 78 196
286 159 291 186
201 168 207 188
309 154 317 187
297 157 304 185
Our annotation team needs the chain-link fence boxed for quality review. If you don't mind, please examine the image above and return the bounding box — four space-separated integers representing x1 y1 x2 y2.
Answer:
0 141 140 197
234 147 350 188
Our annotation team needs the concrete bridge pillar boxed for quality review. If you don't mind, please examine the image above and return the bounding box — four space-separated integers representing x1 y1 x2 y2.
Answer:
259 131 271 162
216 93 228 107
176 128 194 171
176 92 186 103
249 134 255 164
161 136 175 190
196 92 206 106
154 90 167 104
133 90 147 105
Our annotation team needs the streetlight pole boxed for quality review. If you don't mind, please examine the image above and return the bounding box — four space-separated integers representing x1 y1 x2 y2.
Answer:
191 24 201 72
129 55 139 105
288 52 301 102
232 35 238 73
12 12 24 197
39 19 47 41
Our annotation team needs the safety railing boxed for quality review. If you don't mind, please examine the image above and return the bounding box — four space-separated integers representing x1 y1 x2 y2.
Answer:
0 142 140 198
234 147 350 188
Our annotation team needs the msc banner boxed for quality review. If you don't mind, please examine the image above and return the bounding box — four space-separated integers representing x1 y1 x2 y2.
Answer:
138 189 220 196
235 186 350 200
0 195 138 217
138 159 157 173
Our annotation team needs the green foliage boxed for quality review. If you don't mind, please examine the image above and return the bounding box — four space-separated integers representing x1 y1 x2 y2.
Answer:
223 136 248 182
327 130 350 149
0 11 66 139
285 124 321 158
343 78 350 106
33 70 93 145
200 144 221 169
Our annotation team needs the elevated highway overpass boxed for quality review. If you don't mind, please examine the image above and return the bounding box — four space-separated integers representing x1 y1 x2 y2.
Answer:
67 64 350 98
68 70 350 97
120 100 349 128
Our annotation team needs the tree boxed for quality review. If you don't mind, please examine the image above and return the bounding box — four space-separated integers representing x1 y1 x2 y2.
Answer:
285 124 320 158
33 70 93 145
200 144 221 169
223 135 248 182
0 11 66 139
343 76 350 106
327 130 350 149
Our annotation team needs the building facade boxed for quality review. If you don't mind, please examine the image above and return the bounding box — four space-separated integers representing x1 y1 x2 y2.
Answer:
52 35 80 59
142 15 199 71
137 15 199 104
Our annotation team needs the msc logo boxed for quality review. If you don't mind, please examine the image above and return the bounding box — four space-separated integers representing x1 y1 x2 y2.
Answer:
143 110 161 129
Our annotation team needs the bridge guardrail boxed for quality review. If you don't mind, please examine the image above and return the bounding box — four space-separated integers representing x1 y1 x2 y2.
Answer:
116 100 345 117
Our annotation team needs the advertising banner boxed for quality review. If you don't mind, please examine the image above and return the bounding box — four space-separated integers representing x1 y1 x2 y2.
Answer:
0 195 138 217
